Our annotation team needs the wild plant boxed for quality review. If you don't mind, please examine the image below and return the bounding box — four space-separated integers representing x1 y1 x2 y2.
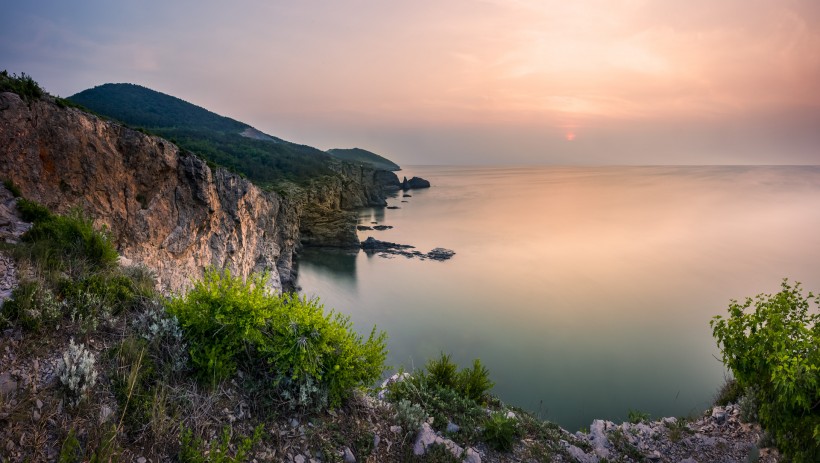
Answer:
58 338 98 406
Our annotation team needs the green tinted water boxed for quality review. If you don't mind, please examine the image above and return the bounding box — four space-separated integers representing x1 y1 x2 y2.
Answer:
295 166 820 430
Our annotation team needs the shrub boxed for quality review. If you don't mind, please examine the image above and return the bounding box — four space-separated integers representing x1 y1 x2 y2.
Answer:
2 179 22 197
426 353 458 390
17 198 51 223
58 338 98 406
178 424 263 463
458 358 494 403
395 398 428 432
483 412 520 452
711 280 820 462
627 409 650 424
168 268 387 407
1 280 61 331
20 203 118 273
713 377 743 406
0 70 45 101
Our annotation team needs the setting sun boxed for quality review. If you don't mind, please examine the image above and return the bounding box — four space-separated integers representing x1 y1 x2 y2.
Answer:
566 132 576 141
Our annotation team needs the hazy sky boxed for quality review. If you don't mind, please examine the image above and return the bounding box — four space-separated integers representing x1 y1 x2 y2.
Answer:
2 0 819 165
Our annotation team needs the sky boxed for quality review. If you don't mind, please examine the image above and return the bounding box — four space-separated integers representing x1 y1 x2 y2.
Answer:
2 0 819 165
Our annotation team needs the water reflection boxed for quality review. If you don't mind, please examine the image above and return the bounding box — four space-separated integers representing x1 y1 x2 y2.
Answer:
295 166 820 430
296 248 358 287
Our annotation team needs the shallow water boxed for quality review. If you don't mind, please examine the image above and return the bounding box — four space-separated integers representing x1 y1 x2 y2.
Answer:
295 165 820 430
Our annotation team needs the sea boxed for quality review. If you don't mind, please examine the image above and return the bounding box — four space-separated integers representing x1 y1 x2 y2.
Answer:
295 165 820 431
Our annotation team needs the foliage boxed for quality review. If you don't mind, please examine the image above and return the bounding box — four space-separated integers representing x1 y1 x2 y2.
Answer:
422 354 494 404
627 409 650 424
395 398 428 432
17 198 51 222
57 429 82 463
68 83 336 186
0 70 44 101
425 353 458 390
385 361 492 439
60 273 139 316
738 387 759 424
58 338 99 407
20 202 118 273
711 280 820 461
458 359 495 403
168 268 387 406
178 425 263 463
713 377 743 406
0 280 60 331
326 148 401 171
2 178 22 197
483 412 521 452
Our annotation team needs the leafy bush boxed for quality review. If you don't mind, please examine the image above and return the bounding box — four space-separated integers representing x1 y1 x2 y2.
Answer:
168 268 387 407
483 412 521 452
711 280 820 461
0 280 61 331
20 202 118 273
60 273 138 316
0 70 44 101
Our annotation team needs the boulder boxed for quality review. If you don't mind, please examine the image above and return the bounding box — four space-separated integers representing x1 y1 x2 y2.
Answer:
401 176 431 190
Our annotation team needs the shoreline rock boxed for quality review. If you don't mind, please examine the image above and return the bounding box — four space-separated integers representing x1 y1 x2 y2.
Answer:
400 176 431 190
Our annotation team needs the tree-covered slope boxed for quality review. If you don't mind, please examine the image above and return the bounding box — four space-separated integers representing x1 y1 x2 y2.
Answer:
69 83 332 186
327 148 401 171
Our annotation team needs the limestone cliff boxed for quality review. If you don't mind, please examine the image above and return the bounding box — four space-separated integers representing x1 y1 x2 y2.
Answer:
0 92 397 291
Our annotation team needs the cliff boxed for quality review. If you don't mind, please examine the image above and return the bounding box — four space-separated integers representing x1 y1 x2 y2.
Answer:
0 91 398 291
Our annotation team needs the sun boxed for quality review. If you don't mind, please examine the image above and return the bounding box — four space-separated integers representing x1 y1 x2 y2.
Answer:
565 131 576 141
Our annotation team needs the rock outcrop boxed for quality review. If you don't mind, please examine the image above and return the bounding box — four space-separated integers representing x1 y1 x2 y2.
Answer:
401 176 431 190
0 92 396 291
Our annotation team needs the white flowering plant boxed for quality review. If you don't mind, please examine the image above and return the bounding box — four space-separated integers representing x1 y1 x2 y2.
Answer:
57 338 98 406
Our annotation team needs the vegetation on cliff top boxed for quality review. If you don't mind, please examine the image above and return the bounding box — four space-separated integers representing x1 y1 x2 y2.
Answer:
327 148 401 171
68 83 349 187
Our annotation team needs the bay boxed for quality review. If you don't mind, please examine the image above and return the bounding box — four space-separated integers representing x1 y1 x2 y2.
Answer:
295 165 820 431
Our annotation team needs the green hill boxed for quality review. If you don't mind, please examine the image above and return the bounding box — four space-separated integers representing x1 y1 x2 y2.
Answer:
327 148 401 171
68 83 332 186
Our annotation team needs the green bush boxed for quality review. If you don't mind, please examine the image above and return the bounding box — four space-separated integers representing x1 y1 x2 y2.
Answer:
168 268 387 406
1 280 61 331
483 412 521 452
17 198 52 223
60 273 137 316
711 280 820 462
2 179 22 197
0 70 44 101
20 203 118 273
426 353 458 390
627 409 650 424
458 359 495 403
178 424 263 463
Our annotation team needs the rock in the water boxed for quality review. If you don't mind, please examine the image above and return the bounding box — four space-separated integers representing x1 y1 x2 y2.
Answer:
401 176 431 190
386 206 400 209
426 248 455 261
403 194 412 197
361 237 414 251
372 225 393 230
356 225 373 230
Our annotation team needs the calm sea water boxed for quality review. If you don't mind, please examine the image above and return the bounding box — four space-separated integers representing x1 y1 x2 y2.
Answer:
295 165 820 431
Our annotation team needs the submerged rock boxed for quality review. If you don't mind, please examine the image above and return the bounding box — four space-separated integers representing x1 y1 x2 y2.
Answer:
372 225 393 230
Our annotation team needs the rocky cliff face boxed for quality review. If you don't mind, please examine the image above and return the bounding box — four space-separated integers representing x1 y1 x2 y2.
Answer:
0 92 395 291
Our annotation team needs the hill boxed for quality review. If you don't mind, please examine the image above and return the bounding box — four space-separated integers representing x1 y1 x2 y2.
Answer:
327 147 401 171
69 83 334 186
